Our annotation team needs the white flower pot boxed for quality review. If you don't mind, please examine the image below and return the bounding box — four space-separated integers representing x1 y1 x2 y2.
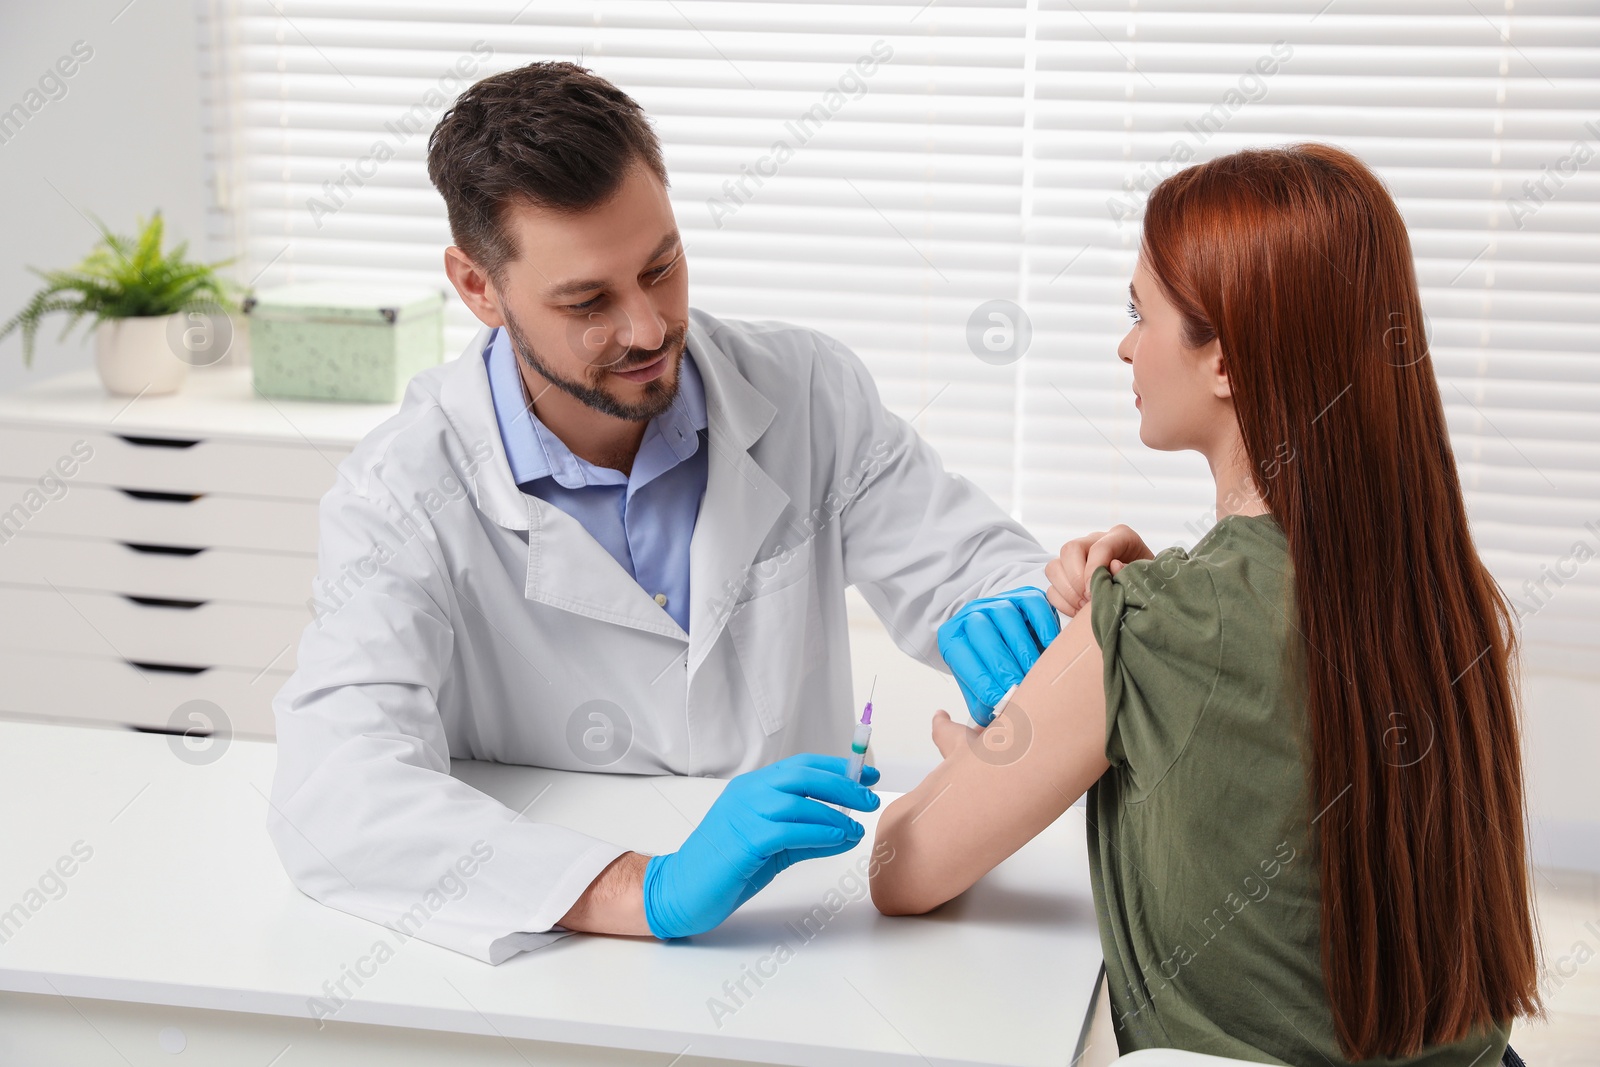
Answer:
95 314 189 396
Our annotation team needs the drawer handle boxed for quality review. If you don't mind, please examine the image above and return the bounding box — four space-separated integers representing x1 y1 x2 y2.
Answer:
119 488 204 503
116 434 201 449
122 594 208 610
127 660 211 675
132 722 218 738
121 542 206 557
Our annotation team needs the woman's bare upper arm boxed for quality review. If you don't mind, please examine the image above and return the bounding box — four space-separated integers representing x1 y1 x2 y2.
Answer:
873 602 1113 912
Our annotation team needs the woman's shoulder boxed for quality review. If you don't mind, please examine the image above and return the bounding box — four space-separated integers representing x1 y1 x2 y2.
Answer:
1102 512 1289 616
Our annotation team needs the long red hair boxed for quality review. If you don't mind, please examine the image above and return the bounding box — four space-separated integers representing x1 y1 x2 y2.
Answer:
1140 143 1541 1059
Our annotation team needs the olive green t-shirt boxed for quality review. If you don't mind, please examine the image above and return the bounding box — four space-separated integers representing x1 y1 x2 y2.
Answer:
1085 512 1509 1066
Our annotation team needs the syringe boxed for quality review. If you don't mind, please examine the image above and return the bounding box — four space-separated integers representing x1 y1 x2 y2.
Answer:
845 677 877 783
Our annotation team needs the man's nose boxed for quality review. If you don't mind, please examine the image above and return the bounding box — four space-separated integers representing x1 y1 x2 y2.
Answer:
612 292 666 353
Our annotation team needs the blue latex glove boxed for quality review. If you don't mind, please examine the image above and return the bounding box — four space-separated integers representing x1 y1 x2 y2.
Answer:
937 586 1061 726
642 754 881 940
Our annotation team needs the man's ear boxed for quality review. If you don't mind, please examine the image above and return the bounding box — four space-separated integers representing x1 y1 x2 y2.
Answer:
443 246 505 328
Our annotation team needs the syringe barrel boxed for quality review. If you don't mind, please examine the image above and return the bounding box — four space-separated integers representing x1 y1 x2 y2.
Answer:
846 722 872 782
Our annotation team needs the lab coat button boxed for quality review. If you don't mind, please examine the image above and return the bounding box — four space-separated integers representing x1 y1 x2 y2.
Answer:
654 593 669 607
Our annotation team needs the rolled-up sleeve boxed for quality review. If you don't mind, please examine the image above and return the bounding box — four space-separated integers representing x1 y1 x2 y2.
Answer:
1088 552 1223 785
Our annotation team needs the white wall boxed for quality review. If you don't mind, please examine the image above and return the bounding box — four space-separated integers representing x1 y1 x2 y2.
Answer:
0 0 210 393
1523 673 1600 872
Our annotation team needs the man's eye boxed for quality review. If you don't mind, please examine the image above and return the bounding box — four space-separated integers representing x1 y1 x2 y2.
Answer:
648 260 678 284
566 296 601 312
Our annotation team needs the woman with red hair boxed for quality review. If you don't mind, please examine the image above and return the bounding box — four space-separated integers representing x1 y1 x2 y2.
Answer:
871 143 1542 1066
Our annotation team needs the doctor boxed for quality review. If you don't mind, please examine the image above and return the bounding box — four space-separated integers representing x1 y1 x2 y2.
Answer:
267 60 1058 964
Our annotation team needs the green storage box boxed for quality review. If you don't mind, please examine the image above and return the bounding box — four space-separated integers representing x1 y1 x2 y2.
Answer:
244 284 446 402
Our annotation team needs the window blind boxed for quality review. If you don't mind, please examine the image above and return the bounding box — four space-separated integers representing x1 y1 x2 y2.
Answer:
195 0 1600 675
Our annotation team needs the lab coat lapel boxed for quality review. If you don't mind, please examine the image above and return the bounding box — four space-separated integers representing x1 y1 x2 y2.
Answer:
524 495 686 639
438 326 685 640
685 318 789 674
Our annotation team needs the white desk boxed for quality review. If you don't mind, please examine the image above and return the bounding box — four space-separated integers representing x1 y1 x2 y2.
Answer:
0 720 1106 1066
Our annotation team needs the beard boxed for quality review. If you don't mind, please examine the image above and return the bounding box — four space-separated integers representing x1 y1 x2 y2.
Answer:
502 306 686 423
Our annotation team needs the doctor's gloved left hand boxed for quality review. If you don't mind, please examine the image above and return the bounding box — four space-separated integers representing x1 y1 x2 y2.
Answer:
642 754 881 940
937 586 1061 727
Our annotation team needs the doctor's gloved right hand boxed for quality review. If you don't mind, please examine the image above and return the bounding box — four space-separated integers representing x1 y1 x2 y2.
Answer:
642 754 881 940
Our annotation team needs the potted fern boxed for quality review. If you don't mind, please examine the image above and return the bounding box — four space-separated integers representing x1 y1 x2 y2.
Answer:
0 212 237 396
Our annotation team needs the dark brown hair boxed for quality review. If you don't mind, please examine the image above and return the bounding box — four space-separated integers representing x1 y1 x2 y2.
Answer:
1141 143 1541 1059
426 61 668 281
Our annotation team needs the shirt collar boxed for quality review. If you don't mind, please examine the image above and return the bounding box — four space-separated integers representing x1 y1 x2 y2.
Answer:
483 325 707 491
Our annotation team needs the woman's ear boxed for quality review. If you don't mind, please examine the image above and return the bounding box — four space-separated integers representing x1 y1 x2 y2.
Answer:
1204 340 1232 400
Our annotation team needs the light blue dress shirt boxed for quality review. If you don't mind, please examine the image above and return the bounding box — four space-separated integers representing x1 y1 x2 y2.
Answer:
482 327 708 632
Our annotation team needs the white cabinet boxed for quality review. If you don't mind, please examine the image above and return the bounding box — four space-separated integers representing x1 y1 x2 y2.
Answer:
0 367 399 738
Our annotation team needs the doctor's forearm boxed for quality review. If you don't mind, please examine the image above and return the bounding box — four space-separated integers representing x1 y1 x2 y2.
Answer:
556 851 652 936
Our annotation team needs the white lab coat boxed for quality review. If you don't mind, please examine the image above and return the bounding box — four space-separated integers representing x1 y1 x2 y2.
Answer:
267 308 1050 963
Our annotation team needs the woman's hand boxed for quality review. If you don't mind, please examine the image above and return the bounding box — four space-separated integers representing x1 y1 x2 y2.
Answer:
930 709 981 760
1045 525 1155 616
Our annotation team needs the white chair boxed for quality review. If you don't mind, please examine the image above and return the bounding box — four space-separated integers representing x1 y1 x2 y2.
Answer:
1114 1052 1271 1066
1076 974 1260 1067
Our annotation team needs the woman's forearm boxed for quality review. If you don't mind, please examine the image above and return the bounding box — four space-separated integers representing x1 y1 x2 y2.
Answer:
870 762 982 914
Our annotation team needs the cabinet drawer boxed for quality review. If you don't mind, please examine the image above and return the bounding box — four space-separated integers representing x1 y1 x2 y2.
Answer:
0 480 321 553
0 534 314 607
0 584 308 674
0 425 347 501
0 647 282 737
